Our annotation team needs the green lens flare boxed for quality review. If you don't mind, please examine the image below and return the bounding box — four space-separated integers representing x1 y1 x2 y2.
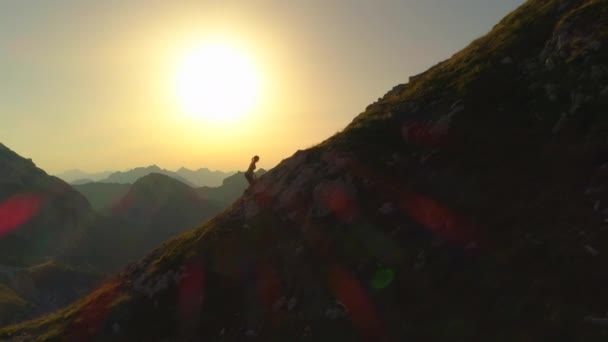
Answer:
372 268 395 289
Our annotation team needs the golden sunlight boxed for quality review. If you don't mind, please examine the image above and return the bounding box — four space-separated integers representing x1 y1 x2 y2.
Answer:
173 41 260 122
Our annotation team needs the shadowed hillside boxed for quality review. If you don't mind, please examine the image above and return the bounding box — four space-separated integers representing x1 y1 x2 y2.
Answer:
72 173 223 272
0 145 103 327
2 0 608 340
71 183 131 212
0 143 96 266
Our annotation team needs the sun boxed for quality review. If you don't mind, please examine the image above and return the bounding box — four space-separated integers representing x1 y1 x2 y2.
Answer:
173 42 260 122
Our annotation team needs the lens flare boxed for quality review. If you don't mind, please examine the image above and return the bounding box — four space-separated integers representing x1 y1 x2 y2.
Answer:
371 268 395 290
0 193 44 238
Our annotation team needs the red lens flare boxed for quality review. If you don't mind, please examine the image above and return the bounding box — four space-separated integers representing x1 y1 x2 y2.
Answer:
0 193 45 238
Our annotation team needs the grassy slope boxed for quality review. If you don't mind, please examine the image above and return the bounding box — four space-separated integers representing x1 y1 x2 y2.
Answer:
2 0 608 340
0 285 29 324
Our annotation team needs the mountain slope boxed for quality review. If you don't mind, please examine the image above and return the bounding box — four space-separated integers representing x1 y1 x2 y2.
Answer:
71 182 131 212
73 173 223 272
0 261 102 327
0 145 104 327
3 0 608 340
0 143 97 266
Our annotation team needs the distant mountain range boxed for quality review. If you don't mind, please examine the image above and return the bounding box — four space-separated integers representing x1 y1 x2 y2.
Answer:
54 169 112 183
56 166 235 187
176 167 235 187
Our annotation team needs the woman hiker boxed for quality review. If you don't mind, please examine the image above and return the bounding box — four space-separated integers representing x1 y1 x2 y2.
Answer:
245 155 260 185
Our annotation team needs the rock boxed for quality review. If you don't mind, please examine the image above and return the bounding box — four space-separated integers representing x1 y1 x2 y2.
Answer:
414 250 426 271
557 2 573 12
552 112 568 134
600 86 608 97
378 202 395 215
584 245 599 256
303 325 312 337
325 301 348 320
112 323 120 334
544 84 557 101
591 65 606 80
594 201 601 211
585 187 603 195
585 316 608 326
272 297 286 312
244 200 260 219
287 296 297 311
465 242 478 250
133 270 180 298
569 91 585 115
245 329 258 338
501 56 513 65
311 179 357 219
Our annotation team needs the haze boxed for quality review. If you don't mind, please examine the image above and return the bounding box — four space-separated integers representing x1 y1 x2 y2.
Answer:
0 0 524 174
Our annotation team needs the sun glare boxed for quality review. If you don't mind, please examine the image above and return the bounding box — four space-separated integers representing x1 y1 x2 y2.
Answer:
174 42 260 123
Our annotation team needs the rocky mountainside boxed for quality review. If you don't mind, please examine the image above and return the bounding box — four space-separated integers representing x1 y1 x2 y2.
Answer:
3 0 608 340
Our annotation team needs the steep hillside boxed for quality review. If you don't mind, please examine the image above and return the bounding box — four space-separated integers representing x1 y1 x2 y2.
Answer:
0 284 29 326
3 0 608 340
0 144 97 266
0 261 102 327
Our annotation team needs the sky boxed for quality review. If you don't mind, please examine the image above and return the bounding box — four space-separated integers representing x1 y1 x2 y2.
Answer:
0 0 525 174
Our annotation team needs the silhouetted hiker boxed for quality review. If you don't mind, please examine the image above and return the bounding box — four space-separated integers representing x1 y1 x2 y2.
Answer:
245 155 259 186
